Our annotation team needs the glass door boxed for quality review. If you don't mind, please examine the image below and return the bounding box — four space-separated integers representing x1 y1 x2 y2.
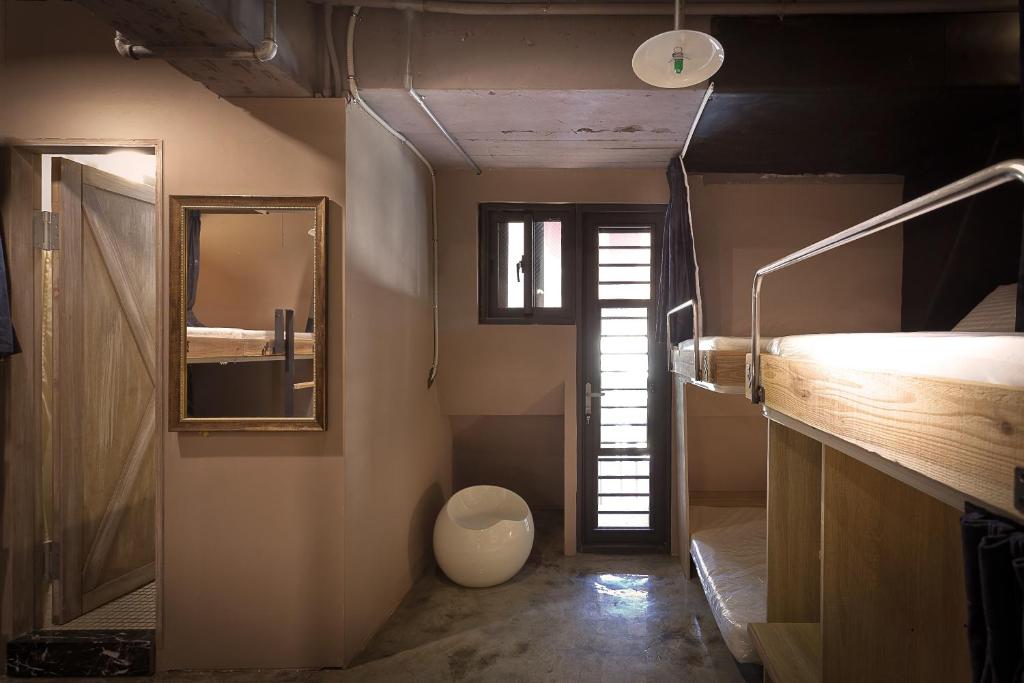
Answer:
580 208 668 550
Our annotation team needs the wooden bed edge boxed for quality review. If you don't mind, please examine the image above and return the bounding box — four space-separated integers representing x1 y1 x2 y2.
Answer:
759 354 1024 520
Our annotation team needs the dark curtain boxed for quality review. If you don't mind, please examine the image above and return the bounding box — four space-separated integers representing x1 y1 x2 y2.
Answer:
186 210 203 327
1019 0 1024 332
655 157 700 345
0 222 20 357
961 502 1024 682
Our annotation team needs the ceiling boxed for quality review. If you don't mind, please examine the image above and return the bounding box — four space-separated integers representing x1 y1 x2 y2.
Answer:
73 1 1020 173
360 88 709 169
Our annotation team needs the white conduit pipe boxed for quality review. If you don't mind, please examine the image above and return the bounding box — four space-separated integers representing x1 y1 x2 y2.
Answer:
315 0 1015 16
347 7 442 388
325 4 344 97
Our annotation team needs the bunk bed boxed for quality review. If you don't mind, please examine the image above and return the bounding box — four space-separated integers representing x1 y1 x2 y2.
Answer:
667 305 769 666
186 326 314 364
186 308 314 417
743 159 1024 682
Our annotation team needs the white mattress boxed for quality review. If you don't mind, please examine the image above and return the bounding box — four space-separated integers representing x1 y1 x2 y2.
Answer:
690 506 767 664
766 332 1024 387
678 336 772 353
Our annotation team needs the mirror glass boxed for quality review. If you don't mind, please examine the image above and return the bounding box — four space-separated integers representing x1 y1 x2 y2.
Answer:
171 197 326 430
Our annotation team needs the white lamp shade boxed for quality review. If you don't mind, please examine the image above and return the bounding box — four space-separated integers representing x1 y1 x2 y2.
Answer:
632 29 724 88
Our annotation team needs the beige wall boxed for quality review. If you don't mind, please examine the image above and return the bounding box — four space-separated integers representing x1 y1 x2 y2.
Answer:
437 169 904 555
3 4 454 668
451 415 564 511
436 168 668 554
690 174 904 339
193 212 315 331
342 106 452 661
684 174 903 494
0 3 351 669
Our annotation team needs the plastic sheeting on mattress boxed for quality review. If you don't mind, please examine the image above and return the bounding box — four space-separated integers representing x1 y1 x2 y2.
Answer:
689 506 767 664
678 336 772 353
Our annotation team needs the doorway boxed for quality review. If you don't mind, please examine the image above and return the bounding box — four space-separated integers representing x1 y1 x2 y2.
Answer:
578 206 669 551
1 142 162 675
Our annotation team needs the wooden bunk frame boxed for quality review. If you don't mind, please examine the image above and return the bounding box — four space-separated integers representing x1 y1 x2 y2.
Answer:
667 300 757 394
673 336 758 394
742 159 1024 682
186 327 314 364
186 308 315 418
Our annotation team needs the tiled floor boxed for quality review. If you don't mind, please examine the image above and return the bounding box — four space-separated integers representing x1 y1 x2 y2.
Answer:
29 514 753 682
45 582 156 630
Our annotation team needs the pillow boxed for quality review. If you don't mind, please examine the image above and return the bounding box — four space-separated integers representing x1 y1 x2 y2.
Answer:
953 284 1017 332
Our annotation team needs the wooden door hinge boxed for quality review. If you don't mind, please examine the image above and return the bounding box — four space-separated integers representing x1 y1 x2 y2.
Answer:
43 540 59 581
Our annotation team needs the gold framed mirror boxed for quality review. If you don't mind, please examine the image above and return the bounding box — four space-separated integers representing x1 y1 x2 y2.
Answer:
169 196 327 431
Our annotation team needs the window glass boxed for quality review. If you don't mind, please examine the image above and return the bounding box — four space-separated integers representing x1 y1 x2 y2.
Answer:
533 220 562 308
498 221 525 309
480 205 574 324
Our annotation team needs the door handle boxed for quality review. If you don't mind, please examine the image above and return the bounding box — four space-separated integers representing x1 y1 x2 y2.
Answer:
585 382 604 424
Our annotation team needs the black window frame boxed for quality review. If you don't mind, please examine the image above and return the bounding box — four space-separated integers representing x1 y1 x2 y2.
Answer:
478 203 577 325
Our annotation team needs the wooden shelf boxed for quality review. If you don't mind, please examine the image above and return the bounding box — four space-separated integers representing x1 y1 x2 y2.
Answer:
748 623 821 683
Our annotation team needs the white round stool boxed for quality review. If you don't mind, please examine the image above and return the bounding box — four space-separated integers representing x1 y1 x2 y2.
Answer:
433 485 534 588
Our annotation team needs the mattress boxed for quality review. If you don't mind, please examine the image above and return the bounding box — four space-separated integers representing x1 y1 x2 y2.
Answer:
678 336 771 353
765 332 1024 387
690 506 767 664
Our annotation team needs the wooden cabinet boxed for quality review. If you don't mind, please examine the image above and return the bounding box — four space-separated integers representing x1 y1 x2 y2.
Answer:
751 422 970 683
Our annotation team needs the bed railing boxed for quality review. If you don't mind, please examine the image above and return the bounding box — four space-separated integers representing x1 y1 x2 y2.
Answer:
666 298 701 380
749 158 1024 404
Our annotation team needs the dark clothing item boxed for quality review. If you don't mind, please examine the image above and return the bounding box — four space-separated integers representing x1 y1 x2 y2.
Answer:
186 209 203 327
0 224 20 357
961 502 1024 682
655 157 700 345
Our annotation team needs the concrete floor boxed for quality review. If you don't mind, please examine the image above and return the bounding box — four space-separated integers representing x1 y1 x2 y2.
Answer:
35 513 754 682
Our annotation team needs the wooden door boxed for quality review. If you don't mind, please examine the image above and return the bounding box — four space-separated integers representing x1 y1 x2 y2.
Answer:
1 147 45 642
51 159 157 624
579 207 670 550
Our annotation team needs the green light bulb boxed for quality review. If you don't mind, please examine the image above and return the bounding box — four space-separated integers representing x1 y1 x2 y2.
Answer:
672 48 685 75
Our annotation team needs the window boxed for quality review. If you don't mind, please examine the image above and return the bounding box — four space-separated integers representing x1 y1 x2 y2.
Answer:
479 204 576 324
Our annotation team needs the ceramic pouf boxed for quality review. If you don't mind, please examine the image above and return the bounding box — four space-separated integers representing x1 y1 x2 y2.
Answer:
433 485 535 588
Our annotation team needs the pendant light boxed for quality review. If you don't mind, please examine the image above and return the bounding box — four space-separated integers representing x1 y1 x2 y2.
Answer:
631 0 724 89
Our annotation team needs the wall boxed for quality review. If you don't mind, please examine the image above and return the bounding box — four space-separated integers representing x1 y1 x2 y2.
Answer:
685 173 904 495
0 2 348 669
690 174 905 339
342 106 452 661
436 169 669 554
192 212 315 330
190 211 317 420
438 169 904 554
451 415 563 512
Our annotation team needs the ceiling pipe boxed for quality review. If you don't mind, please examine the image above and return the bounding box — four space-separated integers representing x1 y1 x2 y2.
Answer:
115 0 278 62
310 0 1015 15
403 10 480 173
409 91 482 174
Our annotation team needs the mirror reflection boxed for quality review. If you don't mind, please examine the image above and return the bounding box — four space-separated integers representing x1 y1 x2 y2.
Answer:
177 199 325 427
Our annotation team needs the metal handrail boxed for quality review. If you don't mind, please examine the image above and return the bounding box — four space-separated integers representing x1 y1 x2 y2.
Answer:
666 298 701 380
749 158 1024 404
